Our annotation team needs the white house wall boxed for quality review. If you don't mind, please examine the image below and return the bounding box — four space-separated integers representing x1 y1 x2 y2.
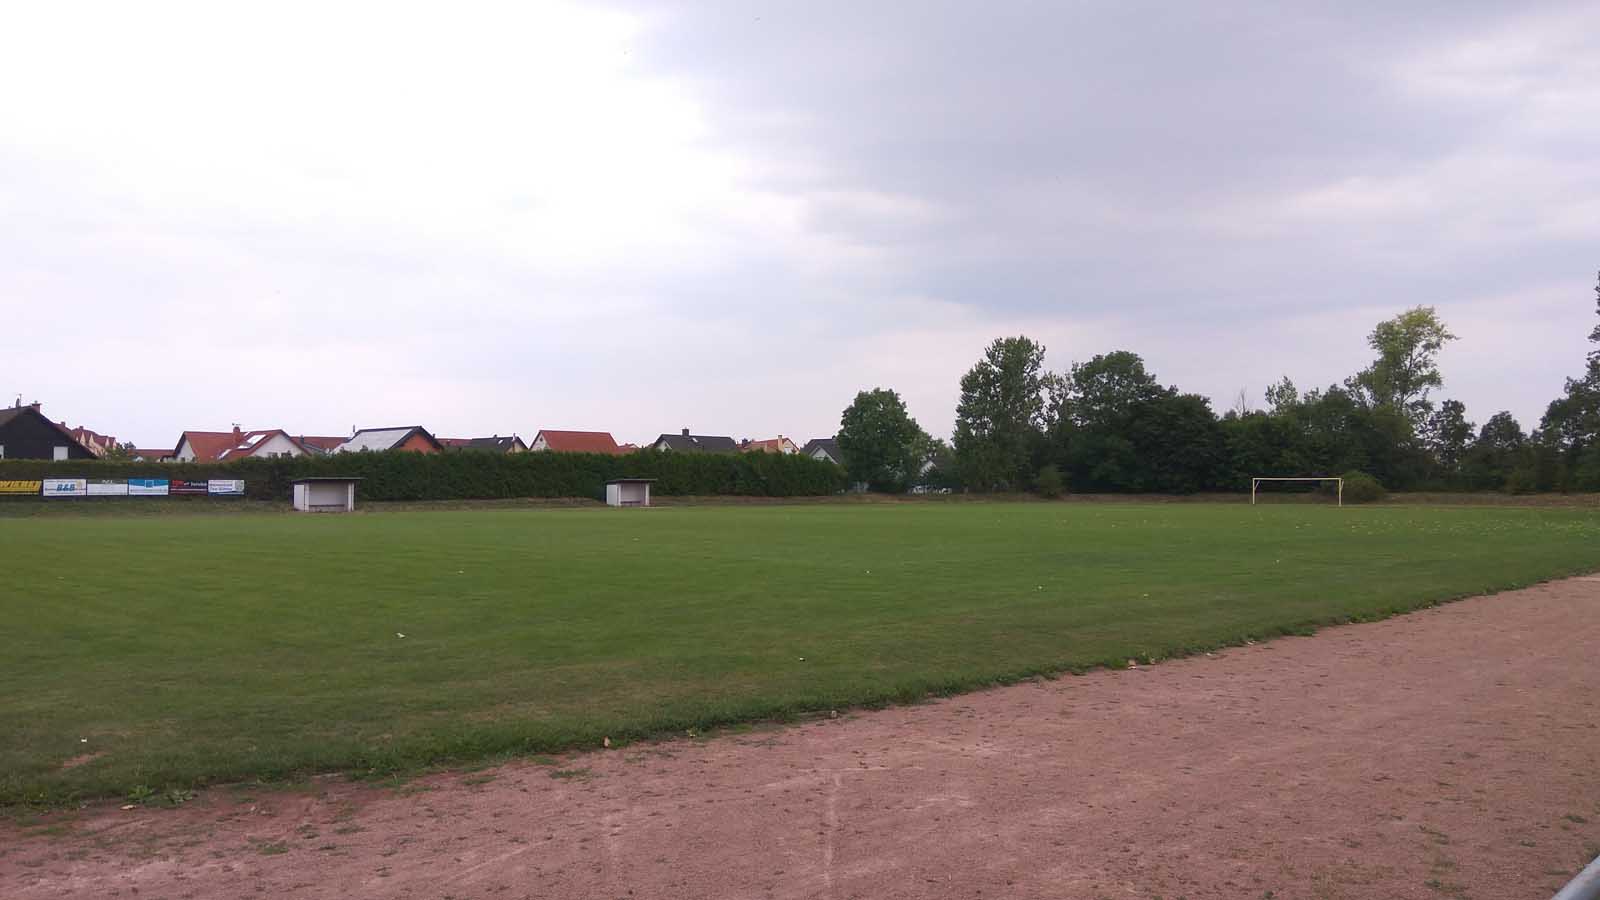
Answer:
249 434 304 458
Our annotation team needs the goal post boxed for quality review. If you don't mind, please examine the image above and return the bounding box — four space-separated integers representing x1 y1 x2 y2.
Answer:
1251 476 1344 507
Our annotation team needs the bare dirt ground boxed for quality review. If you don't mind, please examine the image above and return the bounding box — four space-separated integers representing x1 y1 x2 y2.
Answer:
4 579 1598 900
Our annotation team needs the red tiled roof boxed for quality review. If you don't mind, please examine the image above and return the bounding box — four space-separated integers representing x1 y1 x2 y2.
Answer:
176 430 246 462
535 430 622 454
742 437 797 453
438 438 471 447
179 429 343 461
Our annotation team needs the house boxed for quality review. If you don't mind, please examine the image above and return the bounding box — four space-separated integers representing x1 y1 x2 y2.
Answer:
173 427 346 462
651 428 740 453
130 448 173 462
741 436 800 454
801 437 843 466
64 424 118 457
442 435 529 453
531 430 624 454
337 426 443 454
0 402 96 460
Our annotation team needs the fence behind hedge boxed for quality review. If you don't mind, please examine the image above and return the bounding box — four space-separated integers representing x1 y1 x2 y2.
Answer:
0 450 847 502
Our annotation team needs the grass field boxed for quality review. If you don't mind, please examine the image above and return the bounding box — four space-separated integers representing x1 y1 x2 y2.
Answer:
5 501 1600 806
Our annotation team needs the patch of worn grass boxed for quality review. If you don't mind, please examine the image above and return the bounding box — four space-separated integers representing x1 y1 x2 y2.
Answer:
4 502 1599 806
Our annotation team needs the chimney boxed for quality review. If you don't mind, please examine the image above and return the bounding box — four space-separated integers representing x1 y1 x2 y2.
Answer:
232 424 242 441
681 427 690 436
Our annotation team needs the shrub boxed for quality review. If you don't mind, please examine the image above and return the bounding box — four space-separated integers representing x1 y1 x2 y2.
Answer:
1035 464 1065 498
1340 470 1386 504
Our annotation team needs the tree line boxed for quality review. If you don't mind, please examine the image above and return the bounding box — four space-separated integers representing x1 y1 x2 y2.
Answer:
836 272 1600 495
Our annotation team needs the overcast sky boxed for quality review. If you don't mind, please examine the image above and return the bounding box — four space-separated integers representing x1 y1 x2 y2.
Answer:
3 1 1596 448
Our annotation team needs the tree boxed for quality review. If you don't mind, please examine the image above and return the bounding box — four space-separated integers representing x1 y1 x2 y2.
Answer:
1264 377 1299 415
1062 351 1169 430
1540 272 1600 458
1423 399 1474 476
1053 351 1223 492
1347 306 1457 425
953 336 1050 491
1461 411 1526 490
837 388 928 492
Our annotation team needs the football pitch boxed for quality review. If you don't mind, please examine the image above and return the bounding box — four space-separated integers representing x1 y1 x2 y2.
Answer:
4 501 1599 805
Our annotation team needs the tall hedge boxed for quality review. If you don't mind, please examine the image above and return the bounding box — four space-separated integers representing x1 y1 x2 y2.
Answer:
0 450 847 502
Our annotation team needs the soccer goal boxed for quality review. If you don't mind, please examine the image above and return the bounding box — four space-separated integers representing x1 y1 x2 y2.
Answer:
1251 476 1344 507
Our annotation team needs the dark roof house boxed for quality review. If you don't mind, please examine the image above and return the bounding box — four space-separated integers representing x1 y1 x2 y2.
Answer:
801 437 843 466
0 403 96 460
651 428 740 453
442 435 529 453
337 426 444 454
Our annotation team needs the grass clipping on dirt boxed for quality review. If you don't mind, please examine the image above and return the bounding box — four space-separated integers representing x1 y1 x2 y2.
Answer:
4 502 1599 806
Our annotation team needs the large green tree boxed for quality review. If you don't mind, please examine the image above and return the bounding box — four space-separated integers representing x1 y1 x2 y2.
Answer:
1461 412 1526 490
1347 306 1457 425
1424 399 1474 477
1054 351 1223 492
837 388 928 492
953 336 1050 491
1541 272 1600 459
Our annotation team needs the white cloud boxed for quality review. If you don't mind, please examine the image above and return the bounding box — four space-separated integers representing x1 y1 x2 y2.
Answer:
0 1 1594 447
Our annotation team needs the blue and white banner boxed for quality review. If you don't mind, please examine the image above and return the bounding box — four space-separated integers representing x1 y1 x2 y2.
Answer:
207 479 245 496
87 479 129 497
42 477 88 498
127 478 170 496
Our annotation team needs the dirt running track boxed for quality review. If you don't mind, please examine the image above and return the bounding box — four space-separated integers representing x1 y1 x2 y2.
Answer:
5 579 1599 900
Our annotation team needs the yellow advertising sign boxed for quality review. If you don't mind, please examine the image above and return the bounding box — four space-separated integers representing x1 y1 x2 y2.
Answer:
0 480 42 495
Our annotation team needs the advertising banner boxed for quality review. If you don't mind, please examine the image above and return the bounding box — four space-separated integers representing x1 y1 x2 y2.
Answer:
42 477 88 498
87 479 129 497
0 479 42 495
127 478 170 496
170 479 209 495
207 479 245 496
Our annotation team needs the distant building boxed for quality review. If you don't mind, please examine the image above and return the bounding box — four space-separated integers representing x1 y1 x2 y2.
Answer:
442 436 529 453
337 426 444 454
63 424 118 457
173 427 347 462
0 402 96 460
801 437 843 466
531 430 625 454
651 428 739 453
741 436 799 455
130 448 173 462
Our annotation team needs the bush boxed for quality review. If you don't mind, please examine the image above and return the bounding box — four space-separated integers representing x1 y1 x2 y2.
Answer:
0 450 848 502
1035 464 1065 498
1340 470 1386 504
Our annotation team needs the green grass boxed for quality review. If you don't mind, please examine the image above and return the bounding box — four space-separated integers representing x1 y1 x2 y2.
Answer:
4 501 1600 805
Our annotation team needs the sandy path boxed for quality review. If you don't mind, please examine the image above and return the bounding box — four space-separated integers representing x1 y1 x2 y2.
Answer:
4 577 1598 899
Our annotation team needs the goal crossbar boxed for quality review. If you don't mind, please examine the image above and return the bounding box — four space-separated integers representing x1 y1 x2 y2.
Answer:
1251 476 1343 507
